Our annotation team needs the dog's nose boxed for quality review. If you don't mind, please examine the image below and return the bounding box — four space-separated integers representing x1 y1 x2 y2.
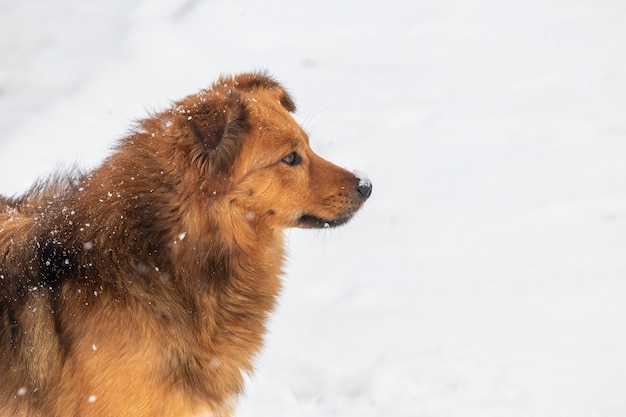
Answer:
352 170 372 200
357 179 372 200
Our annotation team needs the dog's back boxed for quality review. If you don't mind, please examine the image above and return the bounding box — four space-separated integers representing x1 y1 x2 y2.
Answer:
0 180 72 416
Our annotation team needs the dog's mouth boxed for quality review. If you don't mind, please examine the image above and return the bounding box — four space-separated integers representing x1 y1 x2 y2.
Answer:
297 214 353 229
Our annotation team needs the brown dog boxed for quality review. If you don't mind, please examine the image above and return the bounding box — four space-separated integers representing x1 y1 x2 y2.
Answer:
0 73 371 417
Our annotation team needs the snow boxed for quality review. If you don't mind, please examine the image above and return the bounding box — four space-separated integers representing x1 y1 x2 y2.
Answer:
352 169 371 188
2 1 626 416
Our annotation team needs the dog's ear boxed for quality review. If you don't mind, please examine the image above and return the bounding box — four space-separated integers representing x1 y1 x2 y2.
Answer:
187 92 250 150
219 73 296 113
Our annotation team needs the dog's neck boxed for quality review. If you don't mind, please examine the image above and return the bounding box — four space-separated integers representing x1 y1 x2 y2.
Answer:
59 159 284 396
67 153 285 298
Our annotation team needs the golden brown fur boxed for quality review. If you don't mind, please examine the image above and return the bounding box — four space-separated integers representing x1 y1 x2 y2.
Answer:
0 73 371 417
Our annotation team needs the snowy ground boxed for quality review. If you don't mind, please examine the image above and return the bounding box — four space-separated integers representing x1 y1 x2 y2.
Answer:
2 1 626 416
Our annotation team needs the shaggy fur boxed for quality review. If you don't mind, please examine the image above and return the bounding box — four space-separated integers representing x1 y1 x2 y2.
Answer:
0 73 371 417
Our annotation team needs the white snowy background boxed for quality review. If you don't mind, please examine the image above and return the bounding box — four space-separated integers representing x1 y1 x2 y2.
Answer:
1 1 626 416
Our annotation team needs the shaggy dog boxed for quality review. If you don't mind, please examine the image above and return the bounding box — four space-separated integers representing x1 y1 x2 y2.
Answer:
0 73 371 417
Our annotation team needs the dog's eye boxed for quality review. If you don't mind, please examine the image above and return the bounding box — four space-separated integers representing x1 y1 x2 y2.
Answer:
282 152 302 166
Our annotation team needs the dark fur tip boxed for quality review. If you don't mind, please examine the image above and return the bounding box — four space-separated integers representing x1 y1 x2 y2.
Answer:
187 93 250 151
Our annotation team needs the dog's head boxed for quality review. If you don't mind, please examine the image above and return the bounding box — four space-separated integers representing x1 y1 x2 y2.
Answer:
148 73 371 231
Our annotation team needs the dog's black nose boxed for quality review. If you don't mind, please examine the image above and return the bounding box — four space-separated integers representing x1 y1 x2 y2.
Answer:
357 180 372 200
